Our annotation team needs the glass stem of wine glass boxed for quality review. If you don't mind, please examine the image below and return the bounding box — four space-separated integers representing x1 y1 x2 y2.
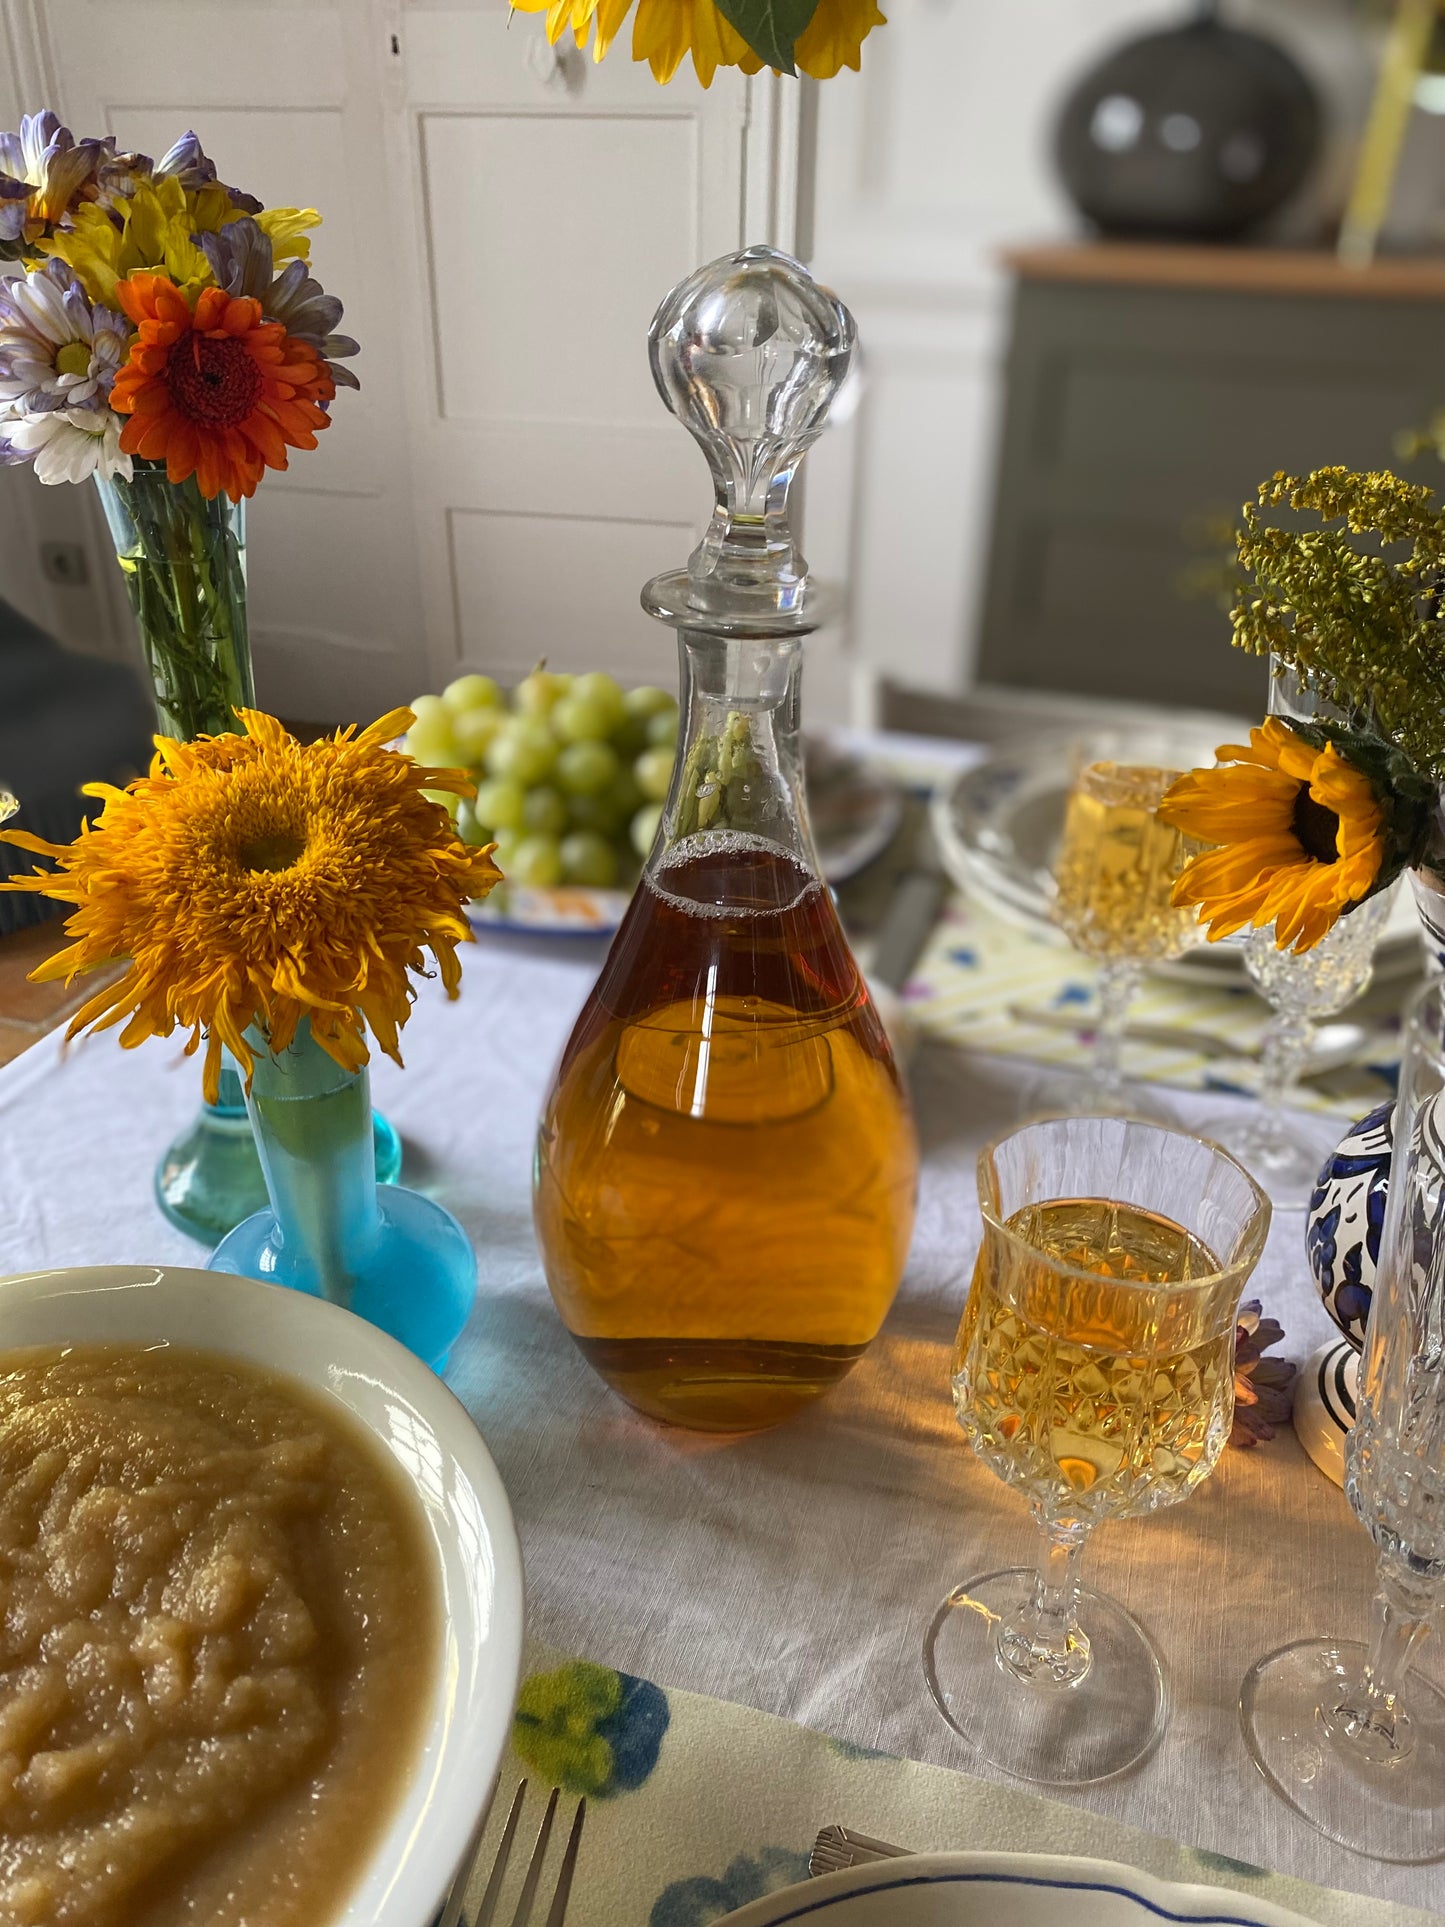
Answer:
997 1515 1093 1689
1257 1010 1313 1122
1093 960 1141 1099
1322 1563 1434 1767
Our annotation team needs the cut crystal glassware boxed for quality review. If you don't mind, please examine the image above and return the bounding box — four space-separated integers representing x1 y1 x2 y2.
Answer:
532 247 918 1432
926 1114 1270 1784
1241 975 1445 1863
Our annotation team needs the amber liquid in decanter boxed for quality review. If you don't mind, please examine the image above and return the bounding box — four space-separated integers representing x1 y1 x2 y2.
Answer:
534 831 918 1431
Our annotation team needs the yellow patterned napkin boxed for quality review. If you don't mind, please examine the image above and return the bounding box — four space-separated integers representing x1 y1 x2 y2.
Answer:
460 1642 1436 1927
897 892 1407 1119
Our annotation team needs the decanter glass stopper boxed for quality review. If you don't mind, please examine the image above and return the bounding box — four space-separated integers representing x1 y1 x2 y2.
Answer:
647 245 855 625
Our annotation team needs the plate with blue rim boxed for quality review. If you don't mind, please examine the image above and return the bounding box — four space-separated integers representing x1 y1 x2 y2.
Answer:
714 1852 1315 1927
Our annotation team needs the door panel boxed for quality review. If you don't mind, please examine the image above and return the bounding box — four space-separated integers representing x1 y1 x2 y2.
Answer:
33 0 782 717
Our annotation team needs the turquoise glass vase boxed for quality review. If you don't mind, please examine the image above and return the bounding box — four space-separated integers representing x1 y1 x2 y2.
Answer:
207 1023 476 1371
94 464 404 1241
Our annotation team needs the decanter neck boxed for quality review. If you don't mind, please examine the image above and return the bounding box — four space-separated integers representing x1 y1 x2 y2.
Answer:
650 629 819 878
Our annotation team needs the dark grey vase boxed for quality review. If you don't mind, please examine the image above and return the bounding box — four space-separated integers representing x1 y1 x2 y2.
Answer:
1054 4 1321 240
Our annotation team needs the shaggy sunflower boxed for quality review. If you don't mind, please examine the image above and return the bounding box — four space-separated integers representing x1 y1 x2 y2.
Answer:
1159 718 1387 952
514 0 884 86
0 709 501 1100
110 273 336 500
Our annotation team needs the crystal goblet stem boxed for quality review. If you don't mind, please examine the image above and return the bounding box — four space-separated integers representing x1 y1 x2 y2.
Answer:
998 1516 1092 1688
1326 1567 1434 1766
1091 961 1141 1106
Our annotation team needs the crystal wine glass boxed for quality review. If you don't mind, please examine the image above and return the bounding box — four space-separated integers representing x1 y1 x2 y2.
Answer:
925 1115 1271 1784
1046 761 1201 1113
1241 976 1445 1863
1206 887 1394 1208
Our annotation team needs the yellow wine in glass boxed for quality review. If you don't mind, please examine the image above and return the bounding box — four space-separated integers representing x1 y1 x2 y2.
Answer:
924 1115 1270 1786
1051 762 1200 1107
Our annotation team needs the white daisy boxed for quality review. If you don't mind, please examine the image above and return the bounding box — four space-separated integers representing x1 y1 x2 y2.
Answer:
0 405 131 483
0 259 129 415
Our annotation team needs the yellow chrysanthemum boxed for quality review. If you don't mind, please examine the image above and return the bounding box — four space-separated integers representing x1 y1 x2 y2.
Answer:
0 709 501 1101
1159 717 1386 953
42 177 318 307
512 0 883 85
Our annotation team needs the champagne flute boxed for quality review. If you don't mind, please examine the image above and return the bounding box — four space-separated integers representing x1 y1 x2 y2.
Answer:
1241 976 1445 1862
925 1115 1271 1785
1047 762 1201 1113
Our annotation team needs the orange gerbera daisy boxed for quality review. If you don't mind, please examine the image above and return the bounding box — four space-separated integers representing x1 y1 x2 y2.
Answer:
110 272 334 501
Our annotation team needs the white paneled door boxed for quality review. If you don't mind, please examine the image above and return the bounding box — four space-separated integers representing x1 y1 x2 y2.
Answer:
15 0 803 718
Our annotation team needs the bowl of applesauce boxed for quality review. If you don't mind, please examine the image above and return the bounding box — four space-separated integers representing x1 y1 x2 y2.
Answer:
0 1263 524 1927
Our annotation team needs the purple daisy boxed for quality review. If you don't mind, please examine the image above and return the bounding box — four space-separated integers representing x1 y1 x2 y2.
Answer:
198 218 360 389
0 111 113 255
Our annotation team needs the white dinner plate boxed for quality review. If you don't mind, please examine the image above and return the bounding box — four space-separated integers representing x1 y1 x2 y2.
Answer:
0 1264 525 1927
716 1851 1315 1927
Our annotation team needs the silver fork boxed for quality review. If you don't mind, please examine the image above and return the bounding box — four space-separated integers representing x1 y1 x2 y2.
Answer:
440 1780 586 1927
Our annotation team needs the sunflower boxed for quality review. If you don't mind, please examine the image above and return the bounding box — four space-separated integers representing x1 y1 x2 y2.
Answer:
109 273 336 501
0 709 502 1102
1159 718 1386 951
513 0 883 85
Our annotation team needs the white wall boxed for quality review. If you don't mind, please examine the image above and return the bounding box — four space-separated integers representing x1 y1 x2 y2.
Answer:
805 0 1395 708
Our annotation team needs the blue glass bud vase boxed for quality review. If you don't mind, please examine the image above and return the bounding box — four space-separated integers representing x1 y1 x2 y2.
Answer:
207 1021 476 1371
156 1059 402 1243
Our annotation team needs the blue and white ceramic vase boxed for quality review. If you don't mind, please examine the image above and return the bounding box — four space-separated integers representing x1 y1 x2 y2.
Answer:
1300 1100 1391 1483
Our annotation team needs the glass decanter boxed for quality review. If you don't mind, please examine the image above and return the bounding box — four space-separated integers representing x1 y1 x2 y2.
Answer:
534 247 919 1433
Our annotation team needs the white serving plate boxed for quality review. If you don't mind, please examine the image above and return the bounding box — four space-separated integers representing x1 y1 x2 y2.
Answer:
717 1851 1314 1927
0 1264 525 1927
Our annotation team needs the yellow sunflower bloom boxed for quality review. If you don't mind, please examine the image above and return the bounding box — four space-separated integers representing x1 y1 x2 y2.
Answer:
512 0 882 85
0 709 501 1101
1159 717 1386 953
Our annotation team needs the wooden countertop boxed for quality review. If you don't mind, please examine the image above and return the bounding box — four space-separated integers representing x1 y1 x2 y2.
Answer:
1004 241 1445 301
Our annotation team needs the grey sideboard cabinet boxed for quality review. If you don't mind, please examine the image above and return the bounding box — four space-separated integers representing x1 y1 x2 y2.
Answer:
975 243 1445 717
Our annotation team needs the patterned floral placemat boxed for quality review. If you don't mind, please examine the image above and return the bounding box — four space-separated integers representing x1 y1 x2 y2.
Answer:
459 1643 1437 1927
896 891 1409 1120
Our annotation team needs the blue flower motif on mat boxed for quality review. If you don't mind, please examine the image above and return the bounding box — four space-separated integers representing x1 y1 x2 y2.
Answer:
1054 983 1091 1007
1191 1848 1267 1880
512 1660 669 1799
650 1848 811 1927
946 946 978 968
826 1736 894 1762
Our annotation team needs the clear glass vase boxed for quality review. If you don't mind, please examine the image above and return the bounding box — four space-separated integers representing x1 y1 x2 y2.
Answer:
208 1021 477 1371
533 247 919 1431
95 463 402 1237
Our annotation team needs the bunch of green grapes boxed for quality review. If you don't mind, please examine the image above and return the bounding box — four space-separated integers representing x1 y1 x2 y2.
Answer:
404 668 678 889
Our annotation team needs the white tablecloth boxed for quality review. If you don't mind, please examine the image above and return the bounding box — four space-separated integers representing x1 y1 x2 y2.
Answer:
0 928 1438 1913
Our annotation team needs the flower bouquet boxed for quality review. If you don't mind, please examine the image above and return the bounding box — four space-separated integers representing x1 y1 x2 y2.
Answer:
0 707 502 1368
1 109 376 1238
1160 468 1445 954
0 111 357 740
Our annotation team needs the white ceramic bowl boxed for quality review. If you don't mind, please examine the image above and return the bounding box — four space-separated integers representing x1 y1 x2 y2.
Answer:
0 1263 525 1927
717 1852 1316 1927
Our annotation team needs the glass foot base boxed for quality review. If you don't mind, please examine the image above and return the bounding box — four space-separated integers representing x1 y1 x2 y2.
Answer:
157 1105 404 1243
207 1182 476 1373
1022 1069 1177 1126
1198 1109 1336 1210
1241 1638 1445 1863
924 1567 1167 1785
